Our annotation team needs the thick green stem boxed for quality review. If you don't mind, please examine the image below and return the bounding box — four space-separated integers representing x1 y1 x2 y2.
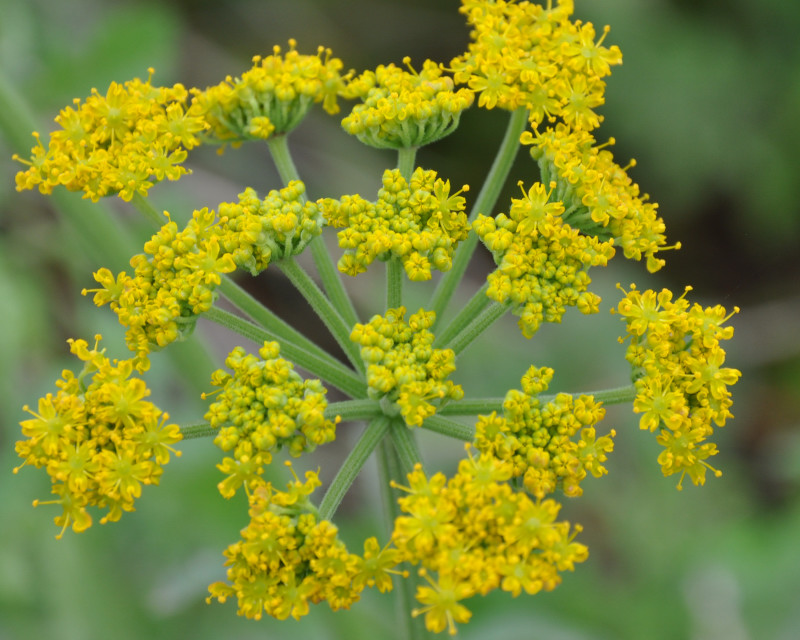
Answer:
438 398 506 416
318 416 391 521
377 439 428 640
326 399 384 423
432 281 491 348
267 133 359 328
447 301 508 356
310 237 360 329
387 258 404 310
277 257 364 373
388 420 423 476
421 415 475 442
397 147 417 182
217 276 331 362
179 422 217 440
130 191 167 228
203 305 367 398
429 107 528 331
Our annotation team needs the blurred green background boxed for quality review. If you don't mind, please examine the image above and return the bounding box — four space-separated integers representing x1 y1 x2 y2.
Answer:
2 0 800 638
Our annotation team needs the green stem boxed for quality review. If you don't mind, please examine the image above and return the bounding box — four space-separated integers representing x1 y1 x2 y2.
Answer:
387 258 404 310
130 191 166 228
179 422 217 440
217 276 331 363
438 398 506 416
429 107 528 331
277 257 364 373
447 301 508 356
397 147 417 182
318 416 391 521
377 439 427 640
267 133 359 328
432 281 491 348
203 305 367 398
326 399 384 423
570 383 637 405
388 420 423 476
421 415 475 442
310 237 360 329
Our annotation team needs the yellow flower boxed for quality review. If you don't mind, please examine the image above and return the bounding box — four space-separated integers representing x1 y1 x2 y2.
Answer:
14 70 206 201
191 40 353 146
15 335 181 538
205 342 338 498
350 307 463 427
321 168 470 281
342 58 473 149
616 284 740 487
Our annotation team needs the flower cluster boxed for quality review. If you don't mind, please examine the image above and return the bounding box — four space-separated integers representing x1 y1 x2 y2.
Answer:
474 181 615 338
206 342 339 499
451 0 621 129
14 70 206 201
392 451 588 635
475 366 613 498
14 336 182 538
525 124 673 272
342 59 474 149
191 40 353 146
615 285 740 488
84 208 237 370
208 465 402 620
84 180 318 367
320 167 470 280
350 307 463 427
216 181 323 275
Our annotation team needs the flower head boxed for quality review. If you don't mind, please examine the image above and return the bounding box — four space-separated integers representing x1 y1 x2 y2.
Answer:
392 451 588 635
208 465 399 620
342 58 473 149
14 70 206 201
524 124 677 272
15 335 181 538
475 179 614 338
615 284 740 488
475 367 613 498
350 307 463 427
451 0 621 129
191 40 353 146
320 168 470 281
205 342 339 498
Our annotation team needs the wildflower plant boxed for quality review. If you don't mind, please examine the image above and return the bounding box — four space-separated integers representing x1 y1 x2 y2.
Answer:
9 0 741 637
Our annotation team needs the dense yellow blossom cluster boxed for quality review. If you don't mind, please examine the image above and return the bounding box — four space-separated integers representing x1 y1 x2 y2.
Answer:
84 208 237 369
342 59 474 149
15 336 182 537
208 465 403 620
192 40 353 145
84 180 318 368
451 0 621 129
350 307 463 426
205 341 339 498
525 124 673 272
320 168 470 281
392 451 587 635
616 285 740 488
474 181 615 337
475 366 613 498
14 71 206 201
216 181 323 275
